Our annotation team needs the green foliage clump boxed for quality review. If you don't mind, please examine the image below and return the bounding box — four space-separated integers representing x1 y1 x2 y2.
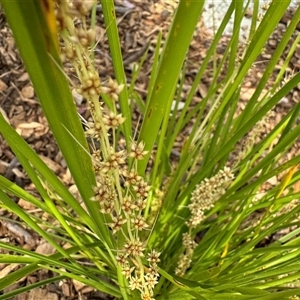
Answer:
0 1 300 299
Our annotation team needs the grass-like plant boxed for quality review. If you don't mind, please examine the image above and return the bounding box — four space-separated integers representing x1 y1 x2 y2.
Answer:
1 0 300 299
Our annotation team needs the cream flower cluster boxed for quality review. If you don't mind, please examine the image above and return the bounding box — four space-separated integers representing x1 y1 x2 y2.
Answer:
54 1 160 298
176 167 234 276
187 167 234 228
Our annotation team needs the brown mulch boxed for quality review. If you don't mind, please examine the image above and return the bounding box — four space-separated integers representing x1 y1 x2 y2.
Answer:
0 1 300 299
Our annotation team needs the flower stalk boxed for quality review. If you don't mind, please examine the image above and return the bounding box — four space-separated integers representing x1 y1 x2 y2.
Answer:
54 1 160 298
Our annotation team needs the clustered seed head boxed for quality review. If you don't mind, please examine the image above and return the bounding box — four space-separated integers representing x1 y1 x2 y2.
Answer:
187 166 234 228
147 250 161 264
131 215 149 231
63 43 76 60
116 253 127 266
75 27 95 48
121 196 136 214
78 70 101 97
56 0 96 63
129 275 142 291
124 238 146 257
144 273 159 289
85 121 102 138
236 110 274 164
88 141 159 295
182 232 197 249
90 175 116 214
121 264 135 278
141 291 155 300
175 233 197 276
55 2 160 298
103 112 126 129
176 167 234 276
133 179 151 199
70 0 95 17
101 149 126 173
260 2 270 11
129 141 148 160
122 169 143 187
100 78 125 101
107 214 126 234
117 247 160 299
135 198 147 211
